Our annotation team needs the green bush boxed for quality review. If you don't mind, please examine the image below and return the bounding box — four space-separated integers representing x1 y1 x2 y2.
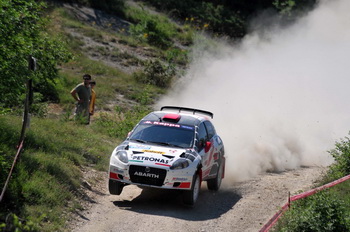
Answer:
327 134 350 180
127 7 176 49
133 59 175 88
275 190 350 232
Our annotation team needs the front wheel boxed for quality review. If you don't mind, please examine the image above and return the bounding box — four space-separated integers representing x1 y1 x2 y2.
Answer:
183 173 200 206
109 179 124 195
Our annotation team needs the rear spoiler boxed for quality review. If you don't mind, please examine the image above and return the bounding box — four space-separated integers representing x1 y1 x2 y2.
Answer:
160 106 213 119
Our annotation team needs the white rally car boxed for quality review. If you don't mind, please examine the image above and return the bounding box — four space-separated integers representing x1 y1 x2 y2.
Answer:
108 106 225 206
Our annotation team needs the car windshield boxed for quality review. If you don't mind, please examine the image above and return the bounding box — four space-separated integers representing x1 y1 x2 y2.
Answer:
129 120 195 148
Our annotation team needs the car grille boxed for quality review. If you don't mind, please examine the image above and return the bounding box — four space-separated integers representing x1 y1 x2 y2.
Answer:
129 165 167 187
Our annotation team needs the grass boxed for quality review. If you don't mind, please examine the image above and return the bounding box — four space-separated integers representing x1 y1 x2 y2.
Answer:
0 115 117 231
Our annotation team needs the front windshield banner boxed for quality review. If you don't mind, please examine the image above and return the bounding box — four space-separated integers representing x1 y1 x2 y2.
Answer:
142 120 194 130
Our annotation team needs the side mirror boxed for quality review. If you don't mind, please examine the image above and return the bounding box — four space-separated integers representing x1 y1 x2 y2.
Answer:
204 141 212 153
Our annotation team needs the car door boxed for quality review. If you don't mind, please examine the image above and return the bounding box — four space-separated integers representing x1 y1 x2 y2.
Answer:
196 122 212 180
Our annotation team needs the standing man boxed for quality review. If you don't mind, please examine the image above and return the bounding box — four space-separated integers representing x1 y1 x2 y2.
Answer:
71 74 91 124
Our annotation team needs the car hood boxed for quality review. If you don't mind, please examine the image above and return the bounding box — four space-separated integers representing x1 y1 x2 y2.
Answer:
123 141 191 167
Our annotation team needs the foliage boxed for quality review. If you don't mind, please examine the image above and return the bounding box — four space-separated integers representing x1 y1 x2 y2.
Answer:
273 0 316 17
275 133 350 231
127 7 176 49
142 0 246 38
0 117 20 188
0 115 114 231
275 190 350 231
0 213 36 232
0 0 72 109
96 105 151 139
141 0 317 38
133 59 175 88
327 134 350 180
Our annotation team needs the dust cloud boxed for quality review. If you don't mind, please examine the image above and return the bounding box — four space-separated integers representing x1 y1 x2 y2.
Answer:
156 0 350 182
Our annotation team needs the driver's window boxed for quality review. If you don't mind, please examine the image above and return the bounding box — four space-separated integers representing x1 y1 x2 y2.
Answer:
196 123 208 152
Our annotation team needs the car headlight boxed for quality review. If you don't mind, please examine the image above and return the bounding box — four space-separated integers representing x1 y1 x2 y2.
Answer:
170 158 190 170
115 150 128 163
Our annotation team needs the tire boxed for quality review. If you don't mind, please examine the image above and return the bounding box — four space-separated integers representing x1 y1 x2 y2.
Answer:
109 179 124 195
183 173 200 206
207 161 223 191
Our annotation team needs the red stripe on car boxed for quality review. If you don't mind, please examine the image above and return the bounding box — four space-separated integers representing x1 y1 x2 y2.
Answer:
155 163 171 167
109 172 119 180
178 182 191 188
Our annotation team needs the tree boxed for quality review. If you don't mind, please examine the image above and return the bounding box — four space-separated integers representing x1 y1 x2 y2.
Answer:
0 0 71 109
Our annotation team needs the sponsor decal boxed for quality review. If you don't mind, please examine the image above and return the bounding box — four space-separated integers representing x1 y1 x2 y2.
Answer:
129 145 152 150
112 167 124 174
141 120 194 130
142 149 165 154
132 155 170 164
134 171 159 179
181 125 194 130
213 152 219 160
172 177 188 181
143 120 180 128
168 150 177 154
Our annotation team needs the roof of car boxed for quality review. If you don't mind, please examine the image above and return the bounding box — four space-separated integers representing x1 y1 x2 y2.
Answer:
142 107 213 127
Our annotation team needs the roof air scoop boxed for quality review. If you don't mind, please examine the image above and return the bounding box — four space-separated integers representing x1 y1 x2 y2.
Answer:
162 113 181 123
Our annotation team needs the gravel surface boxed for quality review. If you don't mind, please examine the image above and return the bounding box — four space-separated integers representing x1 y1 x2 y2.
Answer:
67 166 326 232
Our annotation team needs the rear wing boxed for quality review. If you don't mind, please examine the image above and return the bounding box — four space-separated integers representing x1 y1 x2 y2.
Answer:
160 106 214 119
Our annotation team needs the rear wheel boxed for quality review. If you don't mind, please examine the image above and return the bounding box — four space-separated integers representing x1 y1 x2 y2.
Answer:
183 173 200 206
109 179 124 195
207 161 223 191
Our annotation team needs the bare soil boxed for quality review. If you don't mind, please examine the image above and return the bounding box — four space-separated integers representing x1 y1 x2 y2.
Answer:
66 166 326 232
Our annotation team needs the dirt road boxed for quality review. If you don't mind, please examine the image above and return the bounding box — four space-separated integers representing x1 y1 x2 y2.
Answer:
68 166 325 232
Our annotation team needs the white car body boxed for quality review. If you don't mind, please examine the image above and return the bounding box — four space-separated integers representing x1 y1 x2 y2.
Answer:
108 106 225 205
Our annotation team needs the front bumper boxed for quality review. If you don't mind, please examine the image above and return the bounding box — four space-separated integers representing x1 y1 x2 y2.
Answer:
109 164 195 190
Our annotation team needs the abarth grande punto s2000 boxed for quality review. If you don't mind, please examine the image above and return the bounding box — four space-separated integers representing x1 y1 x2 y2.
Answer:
108 106 225 206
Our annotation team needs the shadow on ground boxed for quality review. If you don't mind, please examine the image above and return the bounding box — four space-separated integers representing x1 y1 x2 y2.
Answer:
112 186 241 221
